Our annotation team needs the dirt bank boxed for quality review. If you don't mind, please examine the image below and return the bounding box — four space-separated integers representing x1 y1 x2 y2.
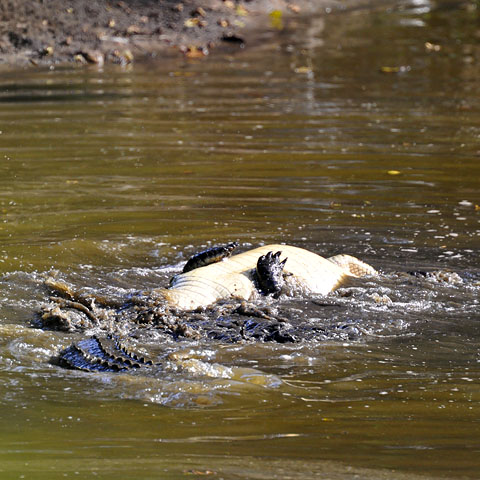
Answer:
0 0 357 66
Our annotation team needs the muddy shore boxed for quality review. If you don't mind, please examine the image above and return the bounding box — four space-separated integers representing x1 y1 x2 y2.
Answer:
1 0 370 66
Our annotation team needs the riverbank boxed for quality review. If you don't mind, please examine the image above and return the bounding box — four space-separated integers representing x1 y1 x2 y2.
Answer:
0 0 371 66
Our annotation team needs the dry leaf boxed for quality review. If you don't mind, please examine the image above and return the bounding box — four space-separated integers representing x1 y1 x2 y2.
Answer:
74 53 87 64
184 46 208 58
79 50 105 65
288 3 301 13
117 1 132 14
184 18 200 27
236 5 248 16
232 19 245 28
111 49 133 64
122 49 134 62
294 66 312 74
425 41 441 52
126 25 141 34
269 10 283 29
184 470 216 476
380 65 411 74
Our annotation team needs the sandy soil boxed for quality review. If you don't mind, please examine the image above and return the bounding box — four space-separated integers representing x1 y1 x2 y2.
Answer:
0 0 354 66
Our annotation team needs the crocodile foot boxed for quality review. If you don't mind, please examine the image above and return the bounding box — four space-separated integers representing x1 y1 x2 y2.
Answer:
256 251 287 297
182 241 239 273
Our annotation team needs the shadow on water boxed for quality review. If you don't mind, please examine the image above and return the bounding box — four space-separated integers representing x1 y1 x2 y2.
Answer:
0 0 479 478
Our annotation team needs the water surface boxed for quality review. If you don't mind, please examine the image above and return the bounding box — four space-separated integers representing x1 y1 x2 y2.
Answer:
1 0 479 478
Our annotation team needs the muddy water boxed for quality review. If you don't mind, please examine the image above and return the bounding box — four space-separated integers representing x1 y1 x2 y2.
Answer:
1 1 480 479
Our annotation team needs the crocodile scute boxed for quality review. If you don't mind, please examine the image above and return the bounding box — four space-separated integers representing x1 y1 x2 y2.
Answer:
54 336 155 372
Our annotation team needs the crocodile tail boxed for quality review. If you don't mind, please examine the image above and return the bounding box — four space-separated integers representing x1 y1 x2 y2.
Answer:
53 336 155 373
327 254 377 277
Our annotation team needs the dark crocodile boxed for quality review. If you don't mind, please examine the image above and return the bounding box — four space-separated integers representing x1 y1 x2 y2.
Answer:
46 243 378 372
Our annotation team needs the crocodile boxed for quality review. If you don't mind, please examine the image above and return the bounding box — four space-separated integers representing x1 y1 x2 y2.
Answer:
46 243 377 372
156 243 377 311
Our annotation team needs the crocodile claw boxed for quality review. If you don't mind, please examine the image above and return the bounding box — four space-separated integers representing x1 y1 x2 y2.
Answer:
256 251 287 297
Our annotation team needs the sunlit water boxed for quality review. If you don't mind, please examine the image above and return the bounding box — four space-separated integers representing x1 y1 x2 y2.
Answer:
1 0 479 478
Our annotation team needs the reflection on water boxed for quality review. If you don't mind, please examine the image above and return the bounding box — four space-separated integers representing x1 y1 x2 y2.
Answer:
1 0 479 478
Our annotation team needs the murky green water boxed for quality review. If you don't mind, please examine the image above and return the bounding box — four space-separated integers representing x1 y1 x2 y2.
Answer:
1 1 479 478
